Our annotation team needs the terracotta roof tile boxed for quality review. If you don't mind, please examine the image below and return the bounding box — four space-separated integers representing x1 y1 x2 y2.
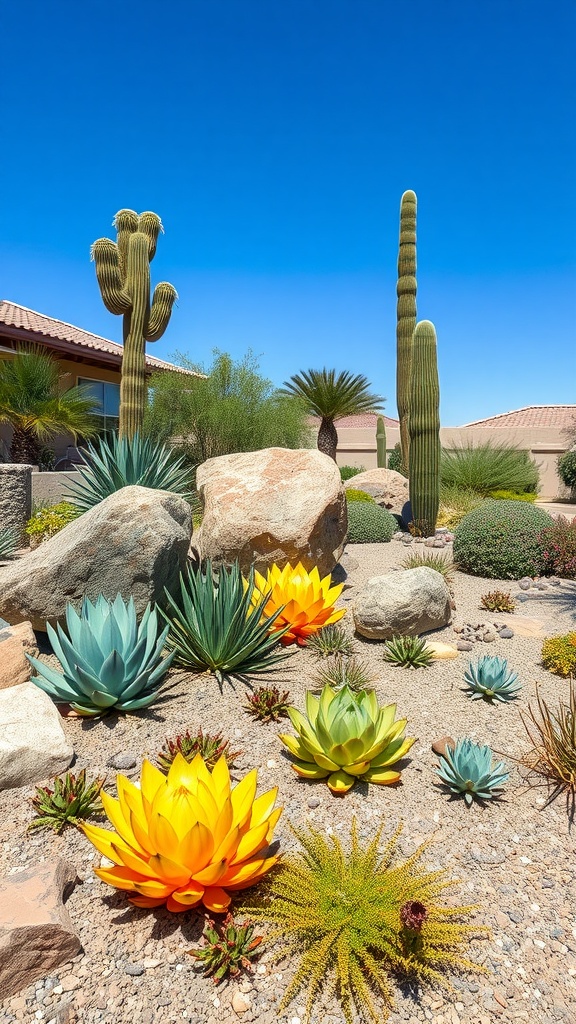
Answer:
0 300 197 375
461 406 576 429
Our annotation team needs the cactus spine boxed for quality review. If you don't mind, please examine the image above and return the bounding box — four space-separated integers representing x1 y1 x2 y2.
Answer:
92 210 177 439
376 415 387 468
396 190 417 476
408 320 440 536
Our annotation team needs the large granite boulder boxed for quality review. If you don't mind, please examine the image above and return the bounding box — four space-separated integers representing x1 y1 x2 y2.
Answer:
0 682 73 790
353 566 452 640
192 448 347 577
344 468 408 517
0 486 192 631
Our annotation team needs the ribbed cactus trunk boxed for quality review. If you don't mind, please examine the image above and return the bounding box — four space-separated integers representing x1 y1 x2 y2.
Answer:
408 320 440 537
396 190 417 477
376 415 387 468
92 210 177 439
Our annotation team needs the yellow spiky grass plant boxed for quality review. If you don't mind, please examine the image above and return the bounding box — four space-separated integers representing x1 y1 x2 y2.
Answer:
242 819 488 1024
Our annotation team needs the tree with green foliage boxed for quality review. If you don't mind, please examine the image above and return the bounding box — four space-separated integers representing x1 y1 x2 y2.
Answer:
144 350 311 465
0 348 98 464
281 368 384 462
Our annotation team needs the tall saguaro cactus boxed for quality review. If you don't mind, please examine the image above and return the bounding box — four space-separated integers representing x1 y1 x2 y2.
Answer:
396 190 417 476
92 210 177 439
376 415 387 468
408 320 440 537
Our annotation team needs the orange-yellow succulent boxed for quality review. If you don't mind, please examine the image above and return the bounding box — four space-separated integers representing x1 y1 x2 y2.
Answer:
81 753 281 913
249 562 345 646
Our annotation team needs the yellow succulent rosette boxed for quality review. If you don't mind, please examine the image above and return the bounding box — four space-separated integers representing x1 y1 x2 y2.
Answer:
81 753 281 913
250 561 345 646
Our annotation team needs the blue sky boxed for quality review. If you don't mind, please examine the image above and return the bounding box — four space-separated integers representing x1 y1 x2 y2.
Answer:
2 0 575 425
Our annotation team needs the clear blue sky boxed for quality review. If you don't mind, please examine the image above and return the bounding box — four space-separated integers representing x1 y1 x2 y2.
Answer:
2 0 575 425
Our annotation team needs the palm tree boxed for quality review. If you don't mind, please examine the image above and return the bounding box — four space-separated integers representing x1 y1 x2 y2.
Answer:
0 348 99 464
281 368 384 461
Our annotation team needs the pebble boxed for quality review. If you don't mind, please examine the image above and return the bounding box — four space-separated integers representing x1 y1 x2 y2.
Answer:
307 797 321 808
483 631 496 642
231 991 251 1013
124 963 145 976
457 641 474 651
107 752 138 770
498 627 514 638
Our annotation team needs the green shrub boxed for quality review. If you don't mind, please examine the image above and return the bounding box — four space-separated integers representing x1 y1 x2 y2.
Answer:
558 450 576 490
453 500 553 579
347 501 397 543
437 485 485 529
387 442 402 473
340 465 365 481
25 502 80 544
488 489 537 502
441 442 539 496
345 488 376 504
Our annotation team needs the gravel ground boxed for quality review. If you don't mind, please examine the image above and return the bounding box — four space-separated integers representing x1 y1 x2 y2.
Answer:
1 540 575 1024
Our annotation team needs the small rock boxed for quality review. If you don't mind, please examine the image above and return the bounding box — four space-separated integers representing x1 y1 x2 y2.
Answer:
433 539 445 548
124 963 145 976
393 531 404 541
424 538 436 547
107 752 137 771
307 797 321 809
60 975 81 992
425 641 459 660
534 581 548 590
483 632 496 642
457 641 474 651
432 736 455 759
453 624 464 634
402 537 413 545
231 991 251 1013
498 628 514 639
519 578 532 590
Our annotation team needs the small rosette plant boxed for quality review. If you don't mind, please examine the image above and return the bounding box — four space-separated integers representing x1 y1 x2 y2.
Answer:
248 562 345 646
279 684 415 794
81 753 281 913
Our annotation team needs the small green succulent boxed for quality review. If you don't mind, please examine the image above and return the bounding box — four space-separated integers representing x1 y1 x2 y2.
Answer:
383 635 434 669
464 656 521 703
28 593 174 716
307 624 356 658
29 769 105 832
279 684 415 795
188 913 263 984
157 729 241 773
244 685 291 722
436 738 509 805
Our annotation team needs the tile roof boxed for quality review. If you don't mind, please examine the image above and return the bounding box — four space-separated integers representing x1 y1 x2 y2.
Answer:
461 406 576 429
309 413 399 428
0 300 197 375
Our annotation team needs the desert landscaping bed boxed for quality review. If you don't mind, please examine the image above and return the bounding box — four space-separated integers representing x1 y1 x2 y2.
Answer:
1 538 575 1024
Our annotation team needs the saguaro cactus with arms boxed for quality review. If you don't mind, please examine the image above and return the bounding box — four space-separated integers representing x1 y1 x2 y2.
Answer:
92 210 177 439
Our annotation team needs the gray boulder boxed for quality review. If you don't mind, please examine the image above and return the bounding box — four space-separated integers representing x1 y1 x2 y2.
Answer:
0 682 73 790
192 447 347 577
353 566 452 640
0 485 192 630
344 468 408 517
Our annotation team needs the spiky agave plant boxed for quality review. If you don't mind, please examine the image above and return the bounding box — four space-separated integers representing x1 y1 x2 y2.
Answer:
279 685 415 794
463 656 521 703
162 561 292 682
436 738 509 805
307 624 356 658
188 913 263 983
0 527 17 559
27 594 174 716
383 635 434 669
157 729 240 773
241 820 487 1024
66 433 192 511
312 656 375 692
29 769 105 832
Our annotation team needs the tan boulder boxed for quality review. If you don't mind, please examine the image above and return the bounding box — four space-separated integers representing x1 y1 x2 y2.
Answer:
0 681 74 789
0 859 81 999
344 468 408 516
192 448 347 577
0 621 38 690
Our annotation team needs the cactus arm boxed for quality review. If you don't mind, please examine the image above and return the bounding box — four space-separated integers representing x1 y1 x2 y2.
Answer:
138 211 163 261
408 320 440 536
113 209 139 281
91 239 131 314
145 282 178 342
376 415 387 469
396 190 417 476
119 232 151 438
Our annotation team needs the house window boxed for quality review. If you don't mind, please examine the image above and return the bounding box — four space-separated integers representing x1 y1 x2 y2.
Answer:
78 378 120 433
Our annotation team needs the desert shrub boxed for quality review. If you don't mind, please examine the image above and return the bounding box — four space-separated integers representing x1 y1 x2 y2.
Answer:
340 465 365 481
516 685 576 823
557 450 576 490
347 501 397 543
540 516 576 579
388 442 402 473
541 633 576 678
145 349 311 464
453 501 553 579
25 501 80 544
488 490 537 502
345 488 376 504
401 552 456 583
436 485 485 529
441 442 539 496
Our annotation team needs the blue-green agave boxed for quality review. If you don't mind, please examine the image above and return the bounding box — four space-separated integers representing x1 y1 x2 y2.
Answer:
436 738 509 805
28 594 174 716
0 528 17 559
464 656 521 703
65 433 192 512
